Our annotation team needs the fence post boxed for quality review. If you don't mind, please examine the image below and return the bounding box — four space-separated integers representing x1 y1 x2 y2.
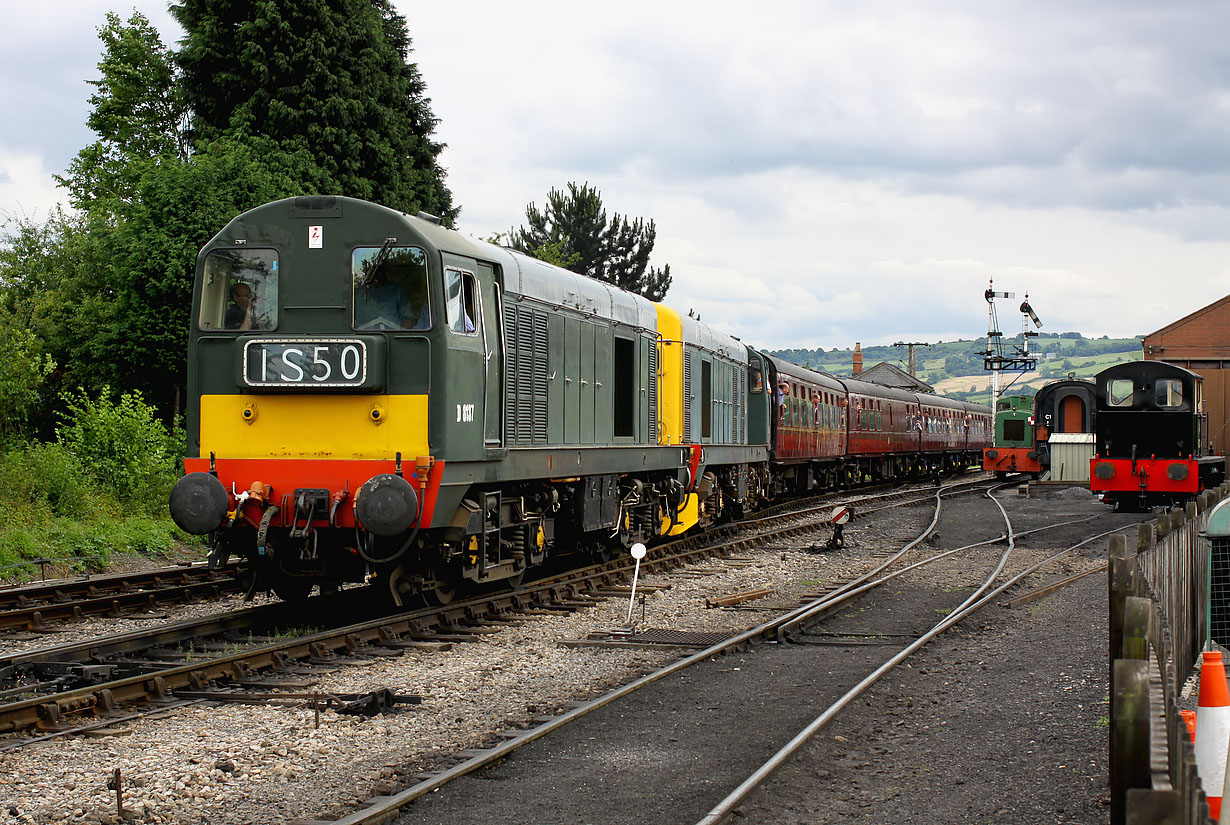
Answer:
1138 523 1154 555
1125 788 1180 824
1172 506 1187 532
1111 535 1133 700
1123 596 1151 661
1113 658 1152 825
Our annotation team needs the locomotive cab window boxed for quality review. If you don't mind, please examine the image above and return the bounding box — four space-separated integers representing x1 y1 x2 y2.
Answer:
444 268 478 335
1108 378 1134 408
352 245 430 331
1156 379 1184 408
199 248 279 331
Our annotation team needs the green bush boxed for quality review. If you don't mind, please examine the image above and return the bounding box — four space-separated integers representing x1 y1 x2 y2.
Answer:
0 389 196 582
56 386 183 511
0 441 104 522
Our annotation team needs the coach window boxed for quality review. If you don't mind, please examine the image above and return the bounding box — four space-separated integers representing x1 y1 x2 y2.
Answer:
1156 379 1184 408
1108 378 1134 408
199 248 279 331
353 246 430 330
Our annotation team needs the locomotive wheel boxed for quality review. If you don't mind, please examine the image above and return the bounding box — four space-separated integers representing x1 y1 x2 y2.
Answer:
504 550 527 589
385 562 457 607
422 580 456 606
421 563 459 606
272 576 313 602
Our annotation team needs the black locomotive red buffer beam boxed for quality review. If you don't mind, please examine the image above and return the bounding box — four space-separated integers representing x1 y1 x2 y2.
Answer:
1090 455 1200 498
982 446 1041 476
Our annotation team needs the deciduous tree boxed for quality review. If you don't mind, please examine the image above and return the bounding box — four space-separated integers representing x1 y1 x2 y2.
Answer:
56 11 188 211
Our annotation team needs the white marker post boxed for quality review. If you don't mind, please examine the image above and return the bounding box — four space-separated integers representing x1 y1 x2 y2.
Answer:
626 542 647 627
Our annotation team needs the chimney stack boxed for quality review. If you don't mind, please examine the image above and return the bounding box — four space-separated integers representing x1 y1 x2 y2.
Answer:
853 342 863 376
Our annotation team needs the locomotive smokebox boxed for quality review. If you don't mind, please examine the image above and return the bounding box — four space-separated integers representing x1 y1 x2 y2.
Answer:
169 472 229 534
356 474 420 535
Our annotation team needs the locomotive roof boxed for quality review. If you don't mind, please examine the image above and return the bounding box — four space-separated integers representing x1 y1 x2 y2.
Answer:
1036 378 1094 392
678 315 749 362
495 246 659 333
1094 359 1204 383
209 196 662 334
411 208 660 334
1034 378 1095 403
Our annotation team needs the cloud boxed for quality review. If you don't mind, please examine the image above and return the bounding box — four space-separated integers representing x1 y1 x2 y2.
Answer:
0 147 66 222
415 0 1230 213
0 2 183 218
7 0 1230 357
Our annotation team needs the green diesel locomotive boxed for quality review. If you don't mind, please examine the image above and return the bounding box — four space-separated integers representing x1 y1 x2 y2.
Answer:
170 196 769 604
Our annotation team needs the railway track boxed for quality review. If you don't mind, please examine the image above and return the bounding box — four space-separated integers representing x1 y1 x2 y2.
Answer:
0 475 1000 746
0 562 243 632
261 481 1131 825
0 476 989 639
695 495 1136 824
178 477 1111 825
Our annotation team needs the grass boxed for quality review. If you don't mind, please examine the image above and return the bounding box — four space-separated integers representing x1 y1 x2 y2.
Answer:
0 516 197 582
0 441 201 583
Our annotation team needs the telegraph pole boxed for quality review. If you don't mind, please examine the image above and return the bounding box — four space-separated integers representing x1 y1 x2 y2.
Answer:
893 341 931 377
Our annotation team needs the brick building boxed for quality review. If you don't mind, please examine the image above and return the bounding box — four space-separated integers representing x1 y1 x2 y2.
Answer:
1142 294 1230 456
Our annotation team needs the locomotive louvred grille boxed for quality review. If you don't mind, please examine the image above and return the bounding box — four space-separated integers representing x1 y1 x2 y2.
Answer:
503 303 517 440
504 304 550 445
531 313 548 442
648 338 658 439
734 368 743 444
683 349 692 443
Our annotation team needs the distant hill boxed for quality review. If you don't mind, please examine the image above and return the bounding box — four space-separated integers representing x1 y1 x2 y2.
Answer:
768 333 1142 404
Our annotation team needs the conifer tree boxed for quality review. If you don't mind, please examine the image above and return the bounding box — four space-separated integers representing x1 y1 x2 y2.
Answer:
171 0 455 220
509 182 672 302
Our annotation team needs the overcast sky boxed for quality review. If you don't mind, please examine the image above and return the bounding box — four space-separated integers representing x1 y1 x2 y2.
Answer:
4 1 1229 353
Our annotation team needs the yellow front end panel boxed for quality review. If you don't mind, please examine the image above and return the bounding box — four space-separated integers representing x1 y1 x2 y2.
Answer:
655 303 684 445
660 494 699 536
200 394 429 459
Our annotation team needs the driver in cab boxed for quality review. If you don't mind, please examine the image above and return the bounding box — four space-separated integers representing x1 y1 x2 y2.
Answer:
355 269 429 330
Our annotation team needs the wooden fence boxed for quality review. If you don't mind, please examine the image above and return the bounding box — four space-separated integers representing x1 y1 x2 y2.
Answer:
1110 485 1230 824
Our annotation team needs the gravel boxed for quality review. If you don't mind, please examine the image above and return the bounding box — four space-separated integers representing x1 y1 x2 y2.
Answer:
0 485 1129 824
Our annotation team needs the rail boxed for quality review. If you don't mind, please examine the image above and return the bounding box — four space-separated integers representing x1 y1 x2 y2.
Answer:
1109 484 1229 825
